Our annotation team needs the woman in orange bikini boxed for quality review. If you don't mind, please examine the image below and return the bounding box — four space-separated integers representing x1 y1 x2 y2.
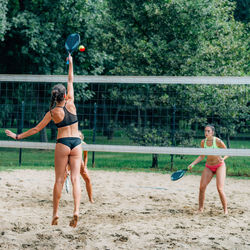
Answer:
5 54 82 227
188 125 229 214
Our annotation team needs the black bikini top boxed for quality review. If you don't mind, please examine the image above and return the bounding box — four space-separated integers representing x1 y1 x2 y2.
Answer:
52 103 78 128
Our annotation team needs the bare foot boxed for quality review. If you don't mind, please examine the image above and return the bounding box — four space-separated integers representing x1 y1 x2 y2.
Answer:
69 215 78 228
198 208 204 213
224 210 228 215
89 199 94 203
51 216 59 225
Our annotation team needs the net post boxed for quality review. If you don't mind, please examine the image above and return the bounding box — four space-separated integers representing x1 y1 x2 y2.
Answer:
92 102 97 168
18 101 25 166
170 104 176 171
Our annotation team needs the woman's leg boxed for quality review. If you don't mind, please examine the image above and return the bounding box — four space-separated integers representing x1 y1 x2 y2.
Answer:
80 163 94 203
52 143 70 225
216 164 228 214
69 144 82 227
199 167 214 212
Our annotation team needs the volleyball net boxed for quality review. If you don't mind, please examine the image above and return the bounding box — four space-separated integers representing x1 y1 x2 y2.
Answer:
0 75 249 172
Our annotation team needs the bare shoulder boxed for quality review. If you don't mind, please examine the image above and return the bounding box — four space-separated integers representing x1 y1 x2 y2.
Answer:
65 99 76 112
201 139 205 147
215 137 222 143
216 137 226 148
44 111 52 119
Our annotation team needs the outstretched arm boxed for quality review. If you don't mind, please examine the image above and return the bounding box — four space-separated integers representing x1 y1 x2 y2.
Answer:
5 111 52 140
188 155 205 170
67 54 74 101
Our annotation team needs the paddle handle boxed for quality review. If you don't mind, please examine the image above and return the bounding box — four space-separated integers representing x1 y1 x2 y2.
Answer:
66 53 71 64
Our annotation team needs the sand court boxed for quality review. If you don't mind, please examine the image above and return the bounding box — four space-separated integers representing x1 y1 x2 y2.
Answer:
0 169 249 249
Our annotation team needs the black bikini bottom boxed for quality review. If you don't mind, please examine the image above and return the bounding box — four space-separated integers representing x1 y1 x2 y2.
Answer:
56 137 81 150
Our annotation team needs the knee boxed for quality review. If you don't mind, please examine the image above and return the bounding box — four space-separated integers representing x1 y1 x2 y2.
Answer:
70 175 79 184
55 178 64 185
199 185 207 193
80 170 90 180
80 168 85 176
217 186 224 194
84 176 91 184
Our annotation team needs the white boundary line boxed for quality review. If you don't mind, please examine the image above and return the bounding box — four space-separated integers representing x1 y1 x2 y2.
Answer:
0 141 249 156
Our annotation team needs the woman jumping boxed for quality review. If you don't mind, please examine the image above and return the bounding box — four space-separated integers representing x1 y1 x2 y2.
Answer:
188 125 229 214
5 54 82 227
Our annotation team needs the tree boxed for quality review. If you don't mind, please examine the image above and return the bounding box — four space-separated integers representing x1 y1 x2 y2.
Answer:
186 85 249 148
0 0 109 75
91 0 248 76
0 0 8 41
0 0 100 141
234 0 250 23
88 0 249 166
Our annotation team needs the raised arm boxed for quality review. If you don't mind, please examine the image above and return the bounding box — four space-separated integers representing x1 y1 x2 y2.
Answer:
5 111 52 140
67 54 74 101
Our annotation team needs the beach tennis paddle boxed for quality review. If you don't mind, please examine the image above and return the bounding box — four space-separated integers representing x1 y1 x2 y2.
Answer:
65 175 70 193
65 33 80 64
171 168 188 181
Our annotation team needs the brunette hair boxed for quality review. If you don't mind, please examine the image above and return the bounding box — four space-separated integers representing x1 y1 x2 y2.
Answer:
50 84 66 111
205 124 215 134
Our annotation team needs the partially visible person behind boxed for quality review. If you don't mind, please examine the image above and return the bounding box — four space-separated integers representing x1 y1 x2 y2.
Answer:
65 130 94 203
188 125 229 214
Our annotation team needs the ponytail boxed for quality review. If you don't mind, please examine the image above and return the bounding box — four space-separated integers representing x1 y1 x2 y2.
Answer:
50 90 57 111
50 84 66 111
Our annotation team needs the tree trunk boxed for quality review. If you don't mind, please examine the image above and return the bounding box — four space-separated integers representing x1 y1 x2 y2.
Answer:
151 154 158 168
107 105 121 140
102 100 109 136
40 128 48 142
137 107 141 128
170 154 174 171
226 133 230 148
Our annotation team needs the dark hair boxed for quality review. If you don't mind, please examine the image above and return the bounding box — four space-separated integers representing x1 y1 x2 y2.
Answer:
205 124 215 134
50 84 66 111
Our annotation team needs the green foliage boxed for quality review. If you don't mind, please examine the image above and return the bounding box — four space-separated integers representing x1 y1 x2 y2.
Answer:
0 0 107 74
92 0 249 76
74 83 94 102
1 0 249 75
0 0 249 152
86 0 249 150
183 85 249 144
0 0 8 41
234 0 250 23
127 125 171 146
